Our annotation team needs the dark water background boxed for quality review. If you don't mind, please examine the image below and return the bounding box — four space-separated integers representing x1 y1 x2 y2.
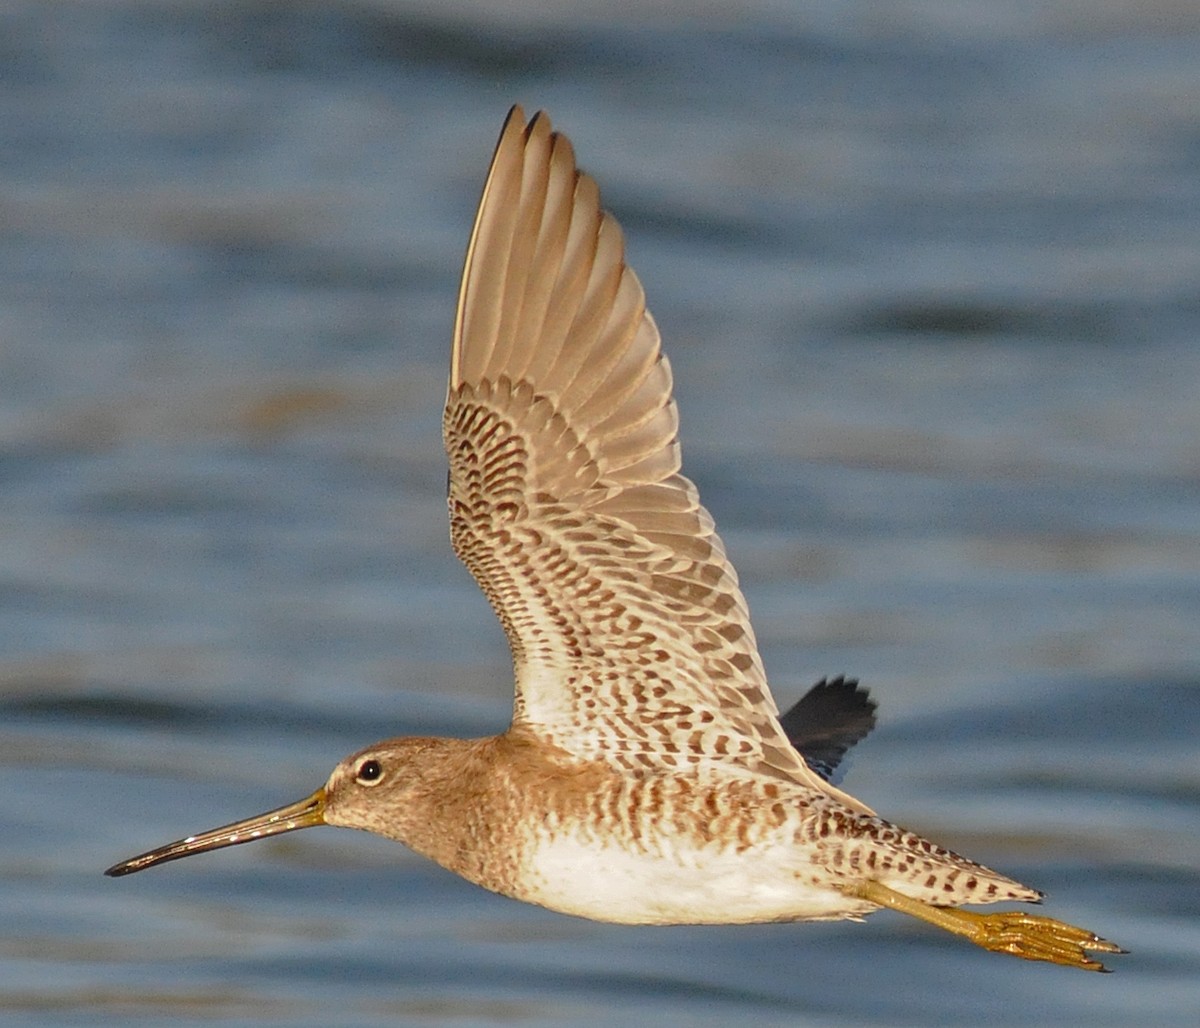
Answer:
2 2 1198 1025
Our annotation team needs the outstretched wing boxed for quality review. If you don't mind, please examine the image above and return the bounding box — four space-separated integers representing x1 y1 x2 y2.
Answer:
444 106 871 812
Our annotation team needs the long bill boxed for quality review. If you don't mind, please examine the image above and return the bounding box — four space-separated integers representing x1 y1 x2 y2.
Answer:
104 787 327 877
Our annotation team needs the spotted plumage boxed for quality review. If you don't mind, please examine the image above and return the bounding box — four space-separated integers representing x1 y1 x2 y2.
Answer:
105 106 1123 972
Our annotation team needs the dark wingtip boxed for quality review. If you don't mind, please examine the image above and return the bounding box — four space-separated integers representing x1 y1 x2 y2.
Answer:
781 676 878 782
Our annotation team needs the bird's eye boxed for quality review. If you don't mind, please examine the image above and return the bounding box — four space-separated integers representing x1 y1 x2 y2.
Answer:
355 758 383 785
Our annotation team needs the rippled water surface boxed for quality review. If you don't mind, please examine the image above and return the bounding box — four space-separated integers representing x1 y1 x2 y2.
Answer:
2 2 1198 1025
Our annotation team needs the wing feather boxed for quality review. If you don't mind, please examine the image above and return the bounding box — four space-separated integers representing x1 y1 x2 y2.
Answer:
445 106 872 812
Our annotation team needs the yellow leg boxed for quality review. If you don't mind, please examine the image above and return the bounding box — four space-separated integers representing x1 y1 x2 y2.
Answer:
849 880 1125 972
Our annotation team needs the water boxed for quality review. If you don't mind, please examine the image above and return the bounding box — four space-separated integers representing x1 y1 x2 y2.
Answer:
2 2 1198 1024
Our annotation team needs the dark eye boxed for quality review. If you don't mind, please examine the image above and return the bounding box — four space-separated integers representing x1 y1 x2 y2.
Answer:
355 758 383 785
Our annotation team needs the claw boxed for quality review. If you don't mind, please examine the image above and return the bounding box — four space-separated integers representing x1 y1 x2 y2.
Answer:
960 909 1125 972
849 879 1125 971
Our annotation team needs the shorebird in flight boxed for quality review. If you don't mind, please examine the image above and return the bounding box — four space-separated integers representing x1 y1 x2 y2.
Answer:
107 107 1122 972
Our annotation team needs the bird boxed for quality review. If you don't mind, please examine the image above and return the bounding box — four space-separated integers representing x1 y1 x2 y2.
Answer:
106 106 1123 972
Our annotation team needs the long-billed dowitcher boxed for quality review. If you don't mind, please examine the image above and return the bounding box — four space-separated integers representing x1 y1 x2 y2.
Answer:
107 107 1123 972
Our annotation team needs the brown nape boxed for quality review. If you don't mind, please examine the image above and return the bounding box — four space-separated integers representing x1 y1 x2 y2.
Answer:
322 729 611 893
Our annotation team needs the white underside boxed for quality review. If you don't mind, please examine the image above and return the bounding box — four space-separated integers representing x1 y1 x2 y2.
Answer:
517 828 871 926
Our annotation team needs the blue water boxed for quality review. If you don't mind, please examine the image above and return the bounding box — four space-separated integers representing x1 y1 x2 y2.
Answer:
2 2 1198 1025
